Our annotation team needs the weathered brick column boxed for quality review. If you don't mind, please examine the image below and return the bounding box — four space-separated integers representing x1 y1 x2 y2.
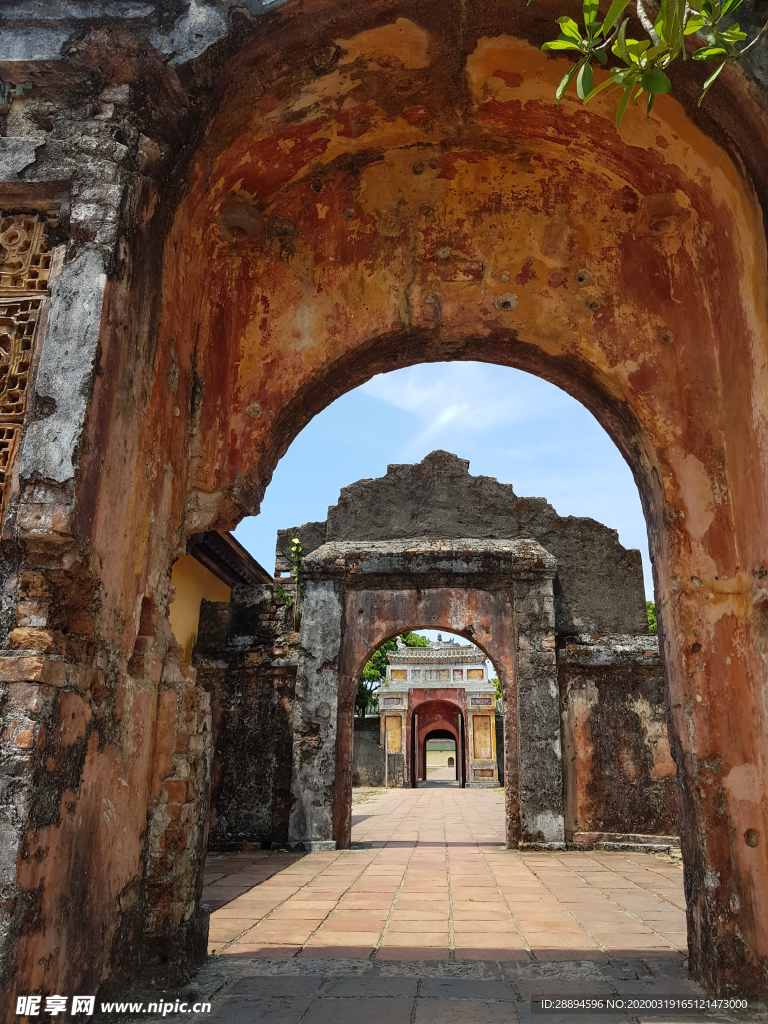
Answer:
289 579 344 851
513 574 565 848
141 655 212 983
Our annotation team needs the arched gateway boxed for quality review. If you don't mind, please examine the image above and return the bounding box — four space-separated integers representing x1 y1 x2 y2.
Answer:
0 0 767 1006
382 637 495 789
297 535 559 851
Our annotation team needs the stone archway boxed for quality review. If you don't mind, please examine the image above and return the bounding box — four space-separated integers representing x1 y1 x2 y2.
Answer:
293 537 563 852
2 0 768 1003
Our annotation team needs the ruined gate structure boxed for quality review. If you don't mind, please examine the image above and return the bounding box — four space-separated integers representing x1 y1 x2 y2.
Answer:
1 0 768 1006
297 536 562 852
198 452 676 857
266 452 676 853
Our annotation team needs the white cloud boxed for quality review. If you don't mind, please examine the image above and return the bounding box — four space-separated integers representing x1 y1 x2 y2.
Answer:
361 362 563 458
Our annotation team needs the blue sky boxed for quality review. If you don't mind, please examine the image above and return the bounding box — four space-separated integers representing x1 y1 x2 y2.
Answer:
234 362 654 599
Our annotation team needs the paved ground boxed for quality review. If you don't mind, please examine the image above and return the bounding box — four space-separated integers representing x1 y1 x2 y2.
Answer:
205 788 687 960
138 790 765 1022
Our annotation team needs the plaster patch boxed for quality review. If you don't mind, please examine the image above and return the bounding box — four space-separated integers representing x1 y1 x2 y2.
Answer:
150 1 228 65
0 26 70 61
337 18 430 70
3 2 153 17
0 138 45 180
20 246 106 484
671 452 716 540
724 763 761 803
530 809 565 843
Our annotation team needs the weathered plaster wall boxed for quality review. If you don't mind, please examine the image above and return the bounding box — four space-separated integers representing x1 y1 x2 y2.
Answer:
559 634 678 843
352 716 384 787
277 450 647 634
0 0 766 1005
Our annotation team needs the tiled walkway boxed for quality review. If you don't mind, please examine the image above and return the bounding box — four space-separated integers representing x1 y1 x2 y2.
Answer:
424 766 458 781
137 790 768 1023
204 788 687 962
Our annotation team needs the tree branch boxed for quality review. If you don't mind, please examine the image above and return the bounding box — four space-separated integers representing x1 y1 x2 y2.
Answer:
740 17 768 57
637 0 662 44
597 24 620 50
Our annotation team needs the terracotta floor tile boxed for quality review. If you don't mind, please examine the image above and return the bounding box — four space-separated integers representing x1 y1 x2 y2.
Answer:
374 946 452 960
319 918 387 932
454 947 530 961
201 789 686 968
389 911 450 922
298 945 375 958
452 932 526 947
266 903 336 916
384 920 451 933
246 924 319 943
382 932 450 945
224 943 300 958
309 931 382 945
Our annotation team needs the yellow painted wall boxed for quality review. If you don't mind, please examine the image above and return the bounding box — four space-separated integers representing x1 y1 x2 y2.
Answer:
472 715 494 760
385 715 403 754
426 750 455 768
168 554 231 663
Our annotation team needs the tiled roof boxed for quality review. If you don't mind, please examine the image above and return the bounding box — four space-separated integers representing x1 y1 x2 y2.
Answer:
388 639 485 663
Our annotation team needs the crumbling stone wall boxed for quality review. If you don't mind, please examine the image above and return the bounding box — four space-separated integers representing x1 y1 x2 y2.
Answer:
193 583 299 849
141 653 211 986
559 635 678 846
278 451 648 635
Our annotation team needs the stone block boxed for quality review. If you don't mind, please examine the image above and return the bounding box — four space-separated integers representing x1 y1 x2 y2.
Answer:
164 779 193 804
0 654 66 686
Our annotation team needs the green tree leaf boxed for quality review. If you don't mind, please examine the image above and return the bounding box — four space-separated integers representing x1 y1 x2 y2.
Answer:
602 0 631 34
644 43 672 60
721 0 746 16
556 61 582 99
646 601 658 634
697 59 728 103
615 83 633 125
684 14 707 34
542 39 588 51
583 74 624 103
641 67 672 93
557 15 585 41
583 0 599 27
719 24 747 44
693 44 729 58
577 60 594 98
662 0 687 55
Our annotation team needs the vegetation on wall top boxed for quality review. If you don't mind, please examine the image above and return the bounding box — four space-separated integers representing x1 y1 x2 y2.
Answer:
539 0 768 124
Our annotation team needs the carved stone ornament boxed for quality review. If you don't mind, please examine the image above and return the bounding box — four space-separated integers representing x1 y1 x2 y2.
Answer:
0 212 52 518
0 213 51 294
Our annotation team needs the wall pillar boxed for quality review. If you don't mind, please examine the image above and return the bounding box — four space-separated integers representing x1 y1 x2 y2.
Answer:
288 579 342 851
513 575 565 848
